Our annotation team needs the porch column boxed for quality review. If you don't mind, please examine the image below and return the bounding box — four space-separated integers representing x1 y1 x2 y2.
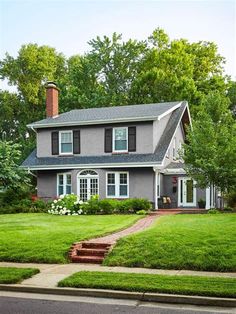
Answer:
153 168 159 210
205 187 210 209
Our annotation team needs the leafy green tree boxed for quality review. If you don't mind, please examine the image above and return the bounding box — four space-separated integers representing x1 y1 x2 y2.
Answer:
183 91 236 205
0 44 66 160
0 140 30 189
63 33 146 108
228 81 236 116
130 28 229 116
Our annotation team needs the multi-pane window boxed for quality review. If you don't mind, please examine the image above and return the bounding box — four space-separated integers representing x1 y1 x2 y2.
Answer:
57 173 72 196
60 131 73 154
113 128 128 152
107 172 129 198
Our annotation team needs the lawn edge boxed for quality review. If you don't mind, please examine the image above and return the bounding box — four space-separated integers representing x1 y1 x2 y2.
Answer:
0 284 235 307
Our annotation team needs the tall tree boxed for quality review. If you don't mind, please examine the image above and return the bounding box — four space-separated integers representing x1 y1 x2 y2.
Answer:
183 91 236 201
0 44 66 160
130 28 229 116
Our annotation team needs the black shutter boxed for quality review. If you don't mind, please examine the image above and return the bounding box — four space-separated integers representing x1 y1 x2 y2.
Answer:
128 126 136 152
73 130 80 154
51 131 59 155
104 128 112 153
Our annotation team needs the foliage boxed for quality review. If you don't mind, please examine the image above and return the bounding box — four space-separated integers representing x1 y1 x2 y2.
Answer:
81 196 151 215
0 198 50 215
136 210 148 215
49 194 84 215
0 140 30 189
0 214 140 263
0 29 231 162
225 191 236 208
183 91 236 196
0 267 39 284
58 271 236 298
104 214 236 272
207 209 221 214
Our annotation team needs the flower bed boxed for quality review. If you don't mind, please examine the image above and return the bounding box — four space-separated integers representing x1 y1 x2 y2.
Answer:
48 194 151 215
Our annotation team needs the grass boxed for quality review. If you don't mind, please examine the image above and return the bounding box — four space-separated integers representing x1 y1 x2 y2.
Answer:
0 213 140 263
104 214 236 272
0 267 39 284
58 271 236 298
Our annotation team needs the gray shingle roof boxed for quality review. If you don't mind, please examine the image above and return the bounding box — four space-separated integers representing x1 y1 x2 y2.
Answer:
154 102 187 160
21 150 163 169
28 101 181 128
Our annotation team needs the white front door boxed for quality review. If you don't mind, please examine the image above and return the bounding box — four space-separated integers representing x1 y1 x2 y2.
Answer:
77 170 99 201
178 177 196 207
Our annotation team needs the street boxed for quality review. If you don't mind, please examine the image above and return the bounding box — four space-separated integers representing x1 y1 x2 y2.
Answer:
0 292 235 314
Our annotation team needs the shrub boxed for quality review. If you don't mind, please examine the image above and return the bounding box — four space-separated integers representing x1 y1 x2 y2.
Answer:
49 194 84 215
225 192 236 209
82 195 100 215
136 209 148 215
208 209 221 214
128 198 151 212
0 197 50 214
98 199 115 214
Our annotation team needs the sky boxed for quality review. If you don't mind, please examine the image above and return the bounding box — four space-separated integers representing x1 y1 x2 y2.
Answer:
0 0 235 91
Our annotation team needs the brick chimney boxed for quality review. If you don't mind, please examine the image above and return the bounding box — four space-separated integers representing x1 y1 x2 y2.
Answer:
46 81 59 118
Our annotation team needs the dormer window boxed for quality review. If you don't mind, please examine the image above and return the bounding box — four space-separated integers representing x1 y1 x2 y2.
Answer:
113 127 128 152
59 131 73 155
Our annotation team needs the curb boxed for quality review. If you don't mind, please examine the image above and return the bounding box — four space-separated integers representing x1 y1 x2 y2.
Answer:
0 284 235 307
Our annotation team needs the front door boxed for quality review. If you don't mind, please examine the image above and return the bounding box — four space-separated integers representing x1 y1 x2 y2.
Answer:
178 177 196 207
78 170 99 202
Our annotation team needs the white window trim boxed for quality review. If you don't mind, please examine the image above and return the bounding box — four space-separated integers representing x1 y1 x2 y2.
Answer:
106 171 129 198
59 130 73 155
112 127 128 153
77 170 99 201
57 173 72 196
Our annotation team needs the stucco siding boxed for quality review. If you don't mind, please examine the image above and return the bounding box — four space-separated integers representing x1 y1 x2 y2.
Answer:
37 122 153 157
37 167 155 202
163 121 185 167
153 114 171 152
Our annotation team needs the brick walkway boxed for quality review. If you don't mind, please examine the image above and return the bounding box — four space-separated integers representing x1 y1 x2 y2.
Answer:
87 214 158 244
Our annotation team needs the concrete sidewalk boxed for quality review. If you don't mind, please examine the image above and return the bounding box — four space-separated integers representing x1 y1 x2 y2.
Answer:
1 262 236 288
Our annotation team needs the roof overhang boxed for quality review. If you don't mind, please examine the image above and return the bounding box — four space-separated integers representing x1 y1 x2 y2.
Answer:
27 116 157 129
21 161 162 171
161 168 186 175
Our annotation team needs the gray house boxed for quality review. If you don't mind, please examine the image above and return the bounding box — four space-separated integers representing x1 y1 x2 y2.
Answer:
22 82 215 209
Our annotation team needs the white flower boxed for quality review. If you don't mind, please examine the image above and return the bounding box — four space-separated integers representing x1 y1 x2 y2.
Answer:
53 200 57 203
60 194 65 199
79 200 83 205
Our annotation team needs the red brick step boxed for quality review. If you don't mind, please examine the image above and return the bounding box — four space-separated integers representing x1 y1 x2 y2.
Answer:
71 255 104 264
76 248 108 256
81 242 111 249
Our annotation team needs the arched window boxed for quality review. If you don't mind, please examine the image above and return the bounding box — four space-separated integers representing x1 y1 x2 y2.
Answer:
79 170 98 176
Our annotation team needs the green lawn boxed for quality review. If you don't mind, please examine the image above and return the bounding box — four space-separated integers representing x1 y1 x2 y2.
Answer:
58 271 236 298
0 267 39 284
104 214 236 272
0 213 140 263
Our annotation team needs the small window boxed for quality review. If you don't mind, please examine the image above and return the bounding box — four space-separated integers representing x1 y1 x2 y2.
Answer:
106 172 129 198
57 173 72 196
59 131 73 155
113 127 128 152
